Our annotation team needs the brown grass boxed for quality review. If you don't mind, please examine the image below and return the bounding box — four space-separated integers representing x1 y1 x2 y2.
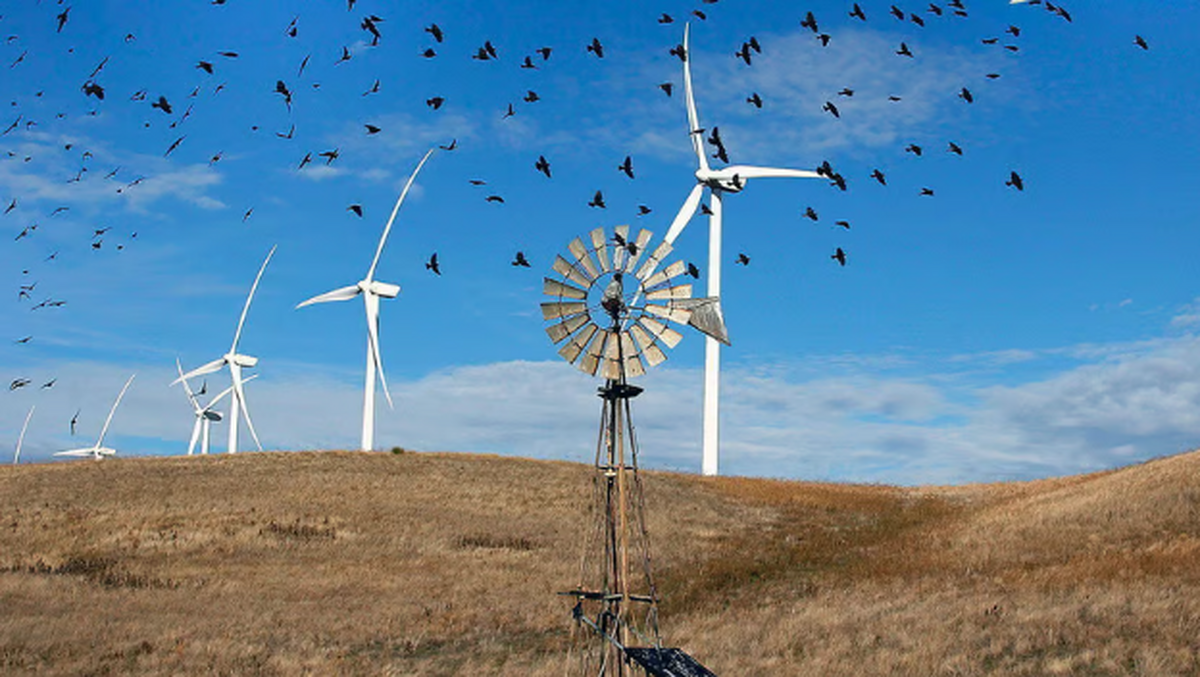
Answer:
2 449 1199 675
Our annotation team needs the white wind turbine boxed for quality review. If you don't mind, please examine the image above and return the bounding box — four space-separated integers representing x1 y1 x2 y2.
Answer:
296 149 433 451
13 404 34 464
55 374 136 461
175 245 276 454
663 25 822 476
174 358 255 456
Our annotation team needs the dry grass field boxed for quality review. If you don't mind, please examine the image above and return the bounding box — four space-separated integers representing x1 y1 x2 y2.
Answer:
2 448 1199 676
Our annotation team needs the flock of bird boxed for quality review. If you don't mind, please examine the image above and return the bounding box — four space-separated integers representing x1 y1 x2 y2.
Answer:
1 0 1156 454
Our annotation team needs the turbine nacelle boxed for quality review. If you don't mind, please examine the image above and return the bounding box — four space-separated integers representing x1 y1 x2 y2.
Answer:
361 279 400 298
202 410 222 422
226 352 258 368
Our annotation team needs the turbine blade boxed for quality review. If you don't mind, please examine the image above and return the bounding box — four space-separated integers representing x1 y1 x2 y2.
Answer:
174 357 227 384
208 374 254 407
15 405 34 464
232 373 263 452
665 184 705 245
365 294 393 409
296 284 361 308
231 245 277 353
723 164 823 180
367 148 435 282
188 418 202 456
96 374 136 448
683 24 709 173
175 357 202 413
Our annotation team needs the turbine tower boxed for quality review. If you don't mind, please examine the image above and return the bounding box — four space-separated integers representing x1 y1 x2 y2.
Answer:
175 246 275 454
296 149 434 452
55 374 136 461
664 24 822 476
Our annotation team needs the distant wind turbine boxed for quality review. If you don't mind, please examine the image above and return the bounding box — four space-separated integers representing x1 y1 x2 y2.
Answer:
175 246 276 454
175 358 253 455
664 24 822 476
13 404 33 464
297 149 434 451
55 374 136 460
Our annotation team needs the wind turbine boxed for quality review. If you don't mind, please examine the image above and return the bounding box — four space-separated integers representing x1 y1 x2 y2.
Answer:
175 245 275 454
296 149 433 451
174 358 253 456
55 374 136 461
663 24 822 476
13 404 33 464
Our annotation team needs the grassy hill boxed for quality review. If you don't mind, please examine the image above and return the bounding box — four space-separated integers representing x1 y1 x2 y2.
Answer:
2 449 1199 675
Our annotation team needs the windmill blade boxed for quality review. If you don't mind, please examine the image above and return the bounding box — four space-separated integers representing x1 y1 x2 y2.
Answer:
175 358 202 414
664 184 705 245
644 303 692 325
208 374 255 408
541 301 588 320
579 329 610 377
619 331 645 379
365 293 393 409
14 405 33 464
187 417 202 456
231 372 264 452
543 277 589 300
296 284 361 309
174 357 227 384
367 148 435 282
589 227 611 273
95 374 135 448
637 316 684 348
546 312 591 344
629 322 670 367
612 224 630 271
622 229 654 273
231 245 277 354
642 260 689 289
635 240 675 283
55 448 98 457
722 164 822 180
682 24 709 173
567 237 601 280
672 296 731 345
645 283 692 300
552 255 595 288
558 322 598 365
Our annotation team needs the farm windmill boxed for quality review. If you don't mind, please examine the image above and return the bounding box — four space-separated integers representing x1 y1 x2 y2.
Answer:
55 374 136 461
664 24 822 476
296 149 434 452
174 245 275 454
543 224 723 676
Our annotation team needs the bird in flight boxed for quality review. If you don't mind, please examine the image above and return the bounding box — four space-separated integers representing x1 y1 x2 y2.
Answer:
850 3 867 20
803 206 819 221
364 124 381 135
832 248 847 266
426 97 444 110
1134 35 1149 50
485 195 504 203
426 253 441 275
746 92 763 108
1006 171 1025 191
870 169 886 185
347 204 363 217
659 82 673 97
70 409 80 435
535 156 551 178
897 42 914 57
588 190 606 209
618 156 634 179
687 262 701 279
426 24 443 43
905 144 923 156
9 378 30 390
948 142 963 155
959 87 974 103
823 101 840 118
735 253 751 266
586 37 604 58
920 187 935 196
512 252 531 268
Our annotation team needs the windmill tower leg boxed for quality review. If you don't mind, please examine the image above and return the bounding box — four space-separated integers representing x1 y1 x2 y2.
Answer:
702 190 724 476
362 334 377 451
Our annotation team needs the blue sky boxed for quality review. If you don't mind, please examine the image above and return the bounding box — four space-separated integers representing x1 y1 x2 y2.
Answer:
2 0 1198 484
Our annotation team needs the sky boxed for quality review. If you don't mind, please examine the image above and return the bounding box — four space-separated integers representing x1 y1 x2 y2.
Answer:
2 0 1199 484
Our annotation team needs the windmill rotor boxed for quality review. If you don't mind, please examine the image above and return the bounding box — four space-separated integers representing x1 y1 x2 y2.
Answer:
543 225 728 382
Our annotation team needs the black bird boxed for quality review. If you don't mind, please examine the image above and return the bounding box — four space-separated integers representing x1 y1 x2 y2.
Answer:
823 101 840 118
830 174 848 191
523 90 539 103
1134 35 1149 50
364 124 381 134
817 160 835 178
9 378 30 390
928 3 944 16
426 96 445 110
1006 171 1024 191
56 6 70 32
502 103 515 119
535 155 551 178
426 24 443 43
347 204 363 217
801 11 819 33
669 44 687 62
736 43 752 65
658 13 674 23
748 37 762 53
889 95 902 102
218 51 239 58
473 47 491 61
618 156 634 179
948 142 963 155
832 248 847 266
1004 45 1020 53
42 378 55 389
687 262 701 279
838 88 855 97
919 187 935 196
986 73 1001 80
850 3 867 20
81 81 105 99
700 203 713 215
835 220 850 230
588 190 606 208
151 95 173 114
297 54 310 77
1006 25 1021 37
276 125 295 141
586 37 604 58
285 16 299 38
197 60 214 74
164 136 185 157
337 46 352 64
4 199 15 215
803 206 819 221
905 143 923 156
70 409 80 435
426 253 440 275
485 195 504 203
982 37 999 45
959 87 973 103
817 33 832 47
15 336 32 344
536 46 552 60
319 148 339 164
439 139 457 151
870 169 886 185
470 179 487 186
637 205 652 215
512 251 531 267
520 56 536 69
298 152 312 169
897 42 914 57
364 79 380 95
735 253 750 266
746 92 763 108
243 208 254 221
275 80 292 109
659 82 673 96
890 5 905 20
485 40 498 58
707 127 729 163
692 9 707 20
910 13 925 26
